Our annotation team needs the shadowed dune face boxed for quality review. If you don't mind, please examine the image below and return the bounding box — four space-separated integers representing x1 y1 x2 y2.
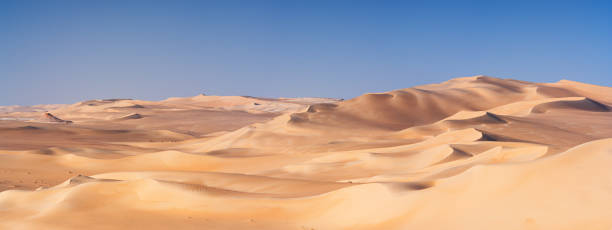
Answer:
39 112 72 124
1 76 612 229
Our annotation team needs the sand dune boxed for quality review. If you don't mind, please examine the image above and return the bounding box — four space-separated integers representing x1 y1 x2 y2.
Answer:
1 76 611 229
39 112 72 124
114 113 144 120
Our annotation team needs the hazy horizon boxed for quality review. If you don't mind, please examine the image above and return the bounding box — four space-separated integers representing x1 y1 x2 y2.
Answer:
2 1 611 106
0 75 600 107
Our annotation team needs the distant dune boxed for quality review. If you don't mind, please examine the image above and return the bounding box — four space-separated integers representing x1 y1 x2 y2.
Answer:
114 113 144 120
39 112 72 124
1 76 611 229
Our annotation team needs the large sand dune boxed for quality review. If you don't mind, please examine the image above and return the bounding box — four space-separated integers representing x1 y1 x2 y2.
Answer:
1 76 611 229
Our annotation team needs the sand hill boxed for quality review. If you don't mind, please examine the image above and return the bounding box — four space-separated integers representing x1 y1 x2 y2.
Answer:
39 112 72 124
0 76 611 229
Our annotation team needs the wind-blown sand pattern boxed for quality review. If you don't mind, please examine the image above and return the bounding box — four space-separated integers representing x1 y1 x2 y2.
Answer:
1 76 611 229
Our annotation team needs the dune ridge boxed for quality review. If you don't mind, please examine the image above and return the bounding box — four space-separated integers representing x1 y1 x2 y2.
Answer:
39 112 72 124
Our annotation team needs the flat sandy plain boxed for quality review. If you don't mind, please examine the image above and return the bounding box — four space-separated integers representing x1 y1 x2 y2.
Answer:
1 76 611 229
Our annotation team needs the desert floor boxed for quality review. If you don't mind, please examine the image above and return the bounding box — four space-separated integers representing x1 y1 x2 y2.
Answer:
1 76 611 230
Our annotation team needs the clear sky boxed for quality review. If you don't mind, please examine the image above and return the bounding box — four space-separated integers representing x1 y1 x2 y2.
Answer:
1 0 610 105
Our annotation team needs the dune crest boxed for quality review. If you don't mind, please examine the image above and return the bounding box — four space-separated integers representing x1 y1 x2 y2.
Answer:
39 112 72 124
115 113 144 120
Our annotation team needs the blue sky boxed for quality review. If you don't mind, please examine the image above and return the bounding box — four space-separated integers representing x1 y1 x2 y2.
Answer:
1 0 610 105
